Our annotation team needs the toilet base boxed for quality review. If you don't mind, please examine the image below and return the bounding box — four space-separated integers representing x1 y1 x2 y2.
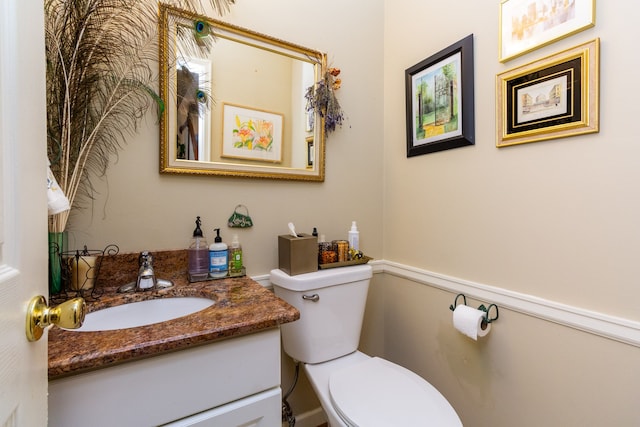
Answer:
303 351 462 427
303 351 370 427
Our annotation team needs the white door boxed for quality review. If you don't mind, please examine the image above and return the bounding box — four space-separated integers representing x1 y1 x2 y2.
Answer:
0 0 49 426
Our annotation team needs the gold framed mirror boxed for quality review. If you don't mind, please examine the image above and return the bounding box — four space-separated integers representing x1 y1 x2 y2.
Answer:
159 4 327 181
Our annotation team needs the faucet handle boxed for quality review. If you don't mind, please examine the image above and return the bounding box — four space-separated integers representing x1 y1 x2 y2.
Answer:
139 251 153 266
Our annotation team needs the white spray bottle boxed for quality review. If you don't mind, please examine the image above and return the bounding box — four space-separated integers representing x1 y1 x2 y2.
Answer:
348 221 359 251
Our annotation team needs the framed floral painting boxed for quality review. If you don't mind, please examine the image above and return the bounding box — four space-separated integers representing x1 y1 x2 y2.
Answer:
221 103 284 163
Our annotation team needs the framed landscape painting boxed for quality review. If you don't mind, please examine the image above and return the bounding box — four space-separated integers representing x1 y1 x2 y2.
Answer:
405 34 475 157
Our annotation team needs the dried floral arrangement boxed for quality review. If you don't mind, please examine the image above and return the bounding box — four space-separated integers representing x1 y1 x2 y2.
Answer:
45 0 235 233
305 67 345 135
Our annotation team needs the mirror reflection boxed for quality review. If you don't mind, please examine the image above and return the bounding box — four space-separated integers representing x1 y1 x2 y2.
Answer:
159 4 326 180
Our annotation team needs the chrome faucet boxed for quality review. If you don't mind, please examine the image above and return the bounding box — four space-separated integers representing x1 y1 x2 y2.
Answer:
136 251 157 290
118 251 174 293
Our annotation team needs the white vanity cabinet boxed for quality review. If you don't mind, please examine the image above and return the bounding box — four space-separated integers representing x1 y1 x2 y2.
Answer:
49 328 282 427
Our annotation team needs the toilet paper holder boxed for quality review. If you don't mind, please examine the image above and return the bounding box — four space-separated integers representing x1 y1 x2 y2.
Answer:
449 293 499 325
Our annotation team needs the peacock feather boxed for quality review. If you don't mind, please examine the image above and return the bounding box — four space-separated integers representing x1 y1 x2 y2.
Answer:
45 0 234 232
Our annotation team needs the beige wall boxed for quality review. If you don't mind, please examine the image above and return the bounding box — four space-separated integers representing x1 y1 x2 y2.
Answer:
68 0 385 277
67 0 640 425
383 1 640 320
364 274 640 426
379 1 640 426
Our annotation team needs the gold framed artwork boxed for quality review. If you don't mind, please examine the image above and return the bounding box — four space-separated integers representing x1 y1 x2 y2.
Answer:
496 38 599 148
499 0 595 63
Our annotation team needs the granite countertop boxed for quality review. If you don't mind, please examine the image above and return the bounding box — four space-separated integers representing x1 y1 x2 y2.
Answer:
48 251 299 380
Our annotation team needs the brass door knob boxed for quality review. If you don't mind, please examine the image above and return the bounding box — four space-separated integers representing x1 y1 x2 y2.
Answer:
26 295 86 342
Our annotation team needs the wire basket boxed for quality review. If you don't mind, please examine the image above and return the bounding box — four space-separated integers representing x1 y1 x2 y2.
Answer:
52 244 119 302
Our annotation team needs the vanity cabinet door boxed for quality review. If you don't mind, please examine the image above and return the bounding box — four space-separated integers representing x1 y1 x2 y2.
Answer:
50 328 282 426
162 387 281 427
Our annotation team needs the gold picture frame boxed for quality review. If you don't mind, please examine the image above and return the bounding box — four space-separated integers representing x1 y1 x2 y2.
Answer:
499 0 596 63
496 38 599 148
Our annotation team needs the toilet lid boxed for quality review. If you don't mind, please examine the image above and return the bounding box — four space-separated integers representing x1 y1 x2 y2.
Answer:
329 357 462 427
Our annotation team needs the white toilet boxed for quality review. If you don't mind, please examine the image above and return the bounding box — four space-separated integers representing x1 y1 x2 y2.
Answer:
271 264 462 427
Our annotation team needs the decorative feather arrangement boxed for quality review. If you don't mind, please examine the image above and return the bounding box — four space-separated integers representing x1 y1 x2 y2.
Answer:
45 0 234 232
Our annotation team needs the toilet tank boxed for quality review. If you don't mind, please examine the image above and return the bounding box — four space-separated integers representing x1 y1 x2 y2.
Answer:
270 264 372 364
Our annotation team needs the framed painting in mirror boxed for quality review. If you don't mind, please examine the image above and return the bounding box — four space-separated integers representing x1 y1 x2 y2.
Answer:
221 104 283 163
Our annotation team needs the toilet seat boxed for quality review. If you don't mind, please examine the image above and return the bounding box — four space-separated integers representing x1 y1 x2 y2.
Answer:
328 357 462 427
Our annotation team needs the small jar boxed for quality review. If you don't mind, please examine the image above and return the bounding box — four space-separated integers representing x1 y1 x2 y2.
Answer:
321 250 337 264
333 240 349 262
318 241 333 264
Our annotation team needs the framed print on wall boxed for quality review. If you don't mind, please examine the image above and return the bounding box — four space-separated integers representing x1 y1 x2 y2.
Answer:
499 0 595 63
496 38 599 148
221 103 284 163
405 34 475 157
306 136 314 169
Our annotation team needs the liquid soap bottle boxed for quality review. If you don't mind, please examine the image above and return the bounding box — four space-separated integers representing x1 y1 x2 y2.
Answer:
188 216 209 282
209 228 228 279
229 234 243 277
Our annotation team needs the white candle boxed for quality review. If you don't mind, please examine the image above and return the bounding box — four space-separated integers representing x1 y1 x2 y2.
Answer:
68 256 97 290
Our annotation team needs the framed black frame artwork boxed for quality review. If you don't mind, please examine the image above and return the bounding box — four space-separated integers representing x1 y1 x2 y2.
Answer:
405 34 475 157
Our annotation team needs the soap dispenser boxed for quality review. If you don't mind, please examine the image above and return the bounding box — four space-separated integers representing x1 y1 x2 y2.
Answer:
188 216 209 282
229 234 243 277
209 228 228 278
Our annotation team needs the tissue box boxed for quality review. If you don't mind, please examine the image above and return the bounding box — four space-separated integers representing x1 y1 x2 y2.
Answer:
278 234 318 275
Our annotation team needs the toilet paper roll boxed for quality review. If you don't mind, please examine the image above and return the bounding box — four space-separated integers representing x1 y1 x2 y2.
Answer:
453 305 491 340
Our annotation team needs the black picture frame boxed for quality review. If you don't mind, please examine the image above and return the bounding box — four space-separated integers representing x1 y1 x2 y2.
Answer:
405 34 475 157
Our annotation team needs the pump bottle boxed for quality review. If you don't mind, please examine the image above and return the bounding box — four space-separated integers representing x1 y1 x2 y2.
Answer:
229 234 243 277
348 221 359 251
188 216 209 282
209 228 228 278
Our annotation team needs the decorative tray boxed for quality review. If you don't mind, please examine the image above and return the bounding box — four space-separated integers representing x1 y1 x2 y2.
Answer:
319 255 372 270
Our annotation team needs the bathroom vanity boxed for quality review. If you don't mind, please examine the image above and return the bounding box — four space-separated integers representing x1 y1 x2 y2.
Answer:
48 256 299 427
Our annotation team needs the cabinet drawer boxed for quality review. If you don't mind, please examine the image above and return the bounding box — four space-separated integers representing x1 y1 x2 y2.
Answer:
163 387 281 427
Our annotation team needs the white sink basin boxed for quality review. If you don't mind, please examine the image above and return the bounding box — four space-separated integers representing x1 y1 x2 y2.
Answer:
68 297 215 332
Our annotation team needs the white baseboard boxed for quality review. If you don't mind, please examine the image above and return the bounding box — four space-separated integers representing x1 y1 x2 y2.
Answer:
282 407 326 427
252 274 272 289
